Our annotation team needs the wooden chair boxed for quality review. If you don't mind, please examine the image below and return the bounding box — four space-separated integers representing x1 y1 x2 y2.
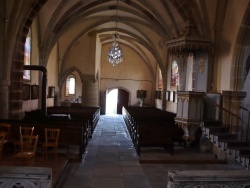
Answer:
14 126 34 154
42 128 60 162
0 123 11 154
0 132 6 160
0 123 11 144
13 135 39 166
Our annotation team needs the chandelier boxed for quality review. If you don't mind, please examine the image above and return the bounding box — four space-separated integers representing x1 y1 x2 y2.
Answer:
107 0 123 66
108 33 123 66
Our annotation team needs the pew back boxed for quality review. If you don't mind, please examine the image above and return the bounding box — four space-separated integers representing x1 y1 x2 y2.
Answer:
0 120 88 161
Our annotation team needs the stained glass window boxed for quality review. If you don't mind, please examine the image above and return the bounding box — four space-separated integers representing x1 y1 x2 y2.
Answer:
171 61 178 87
23 29 31 80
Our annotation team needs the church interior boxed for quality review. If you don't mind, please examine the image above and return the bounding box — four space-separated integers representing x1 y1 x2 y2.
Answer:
1 0 250 187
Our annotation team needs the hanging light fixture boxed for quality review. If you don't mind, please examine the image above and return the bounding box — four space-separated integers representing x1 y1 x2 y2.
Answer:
107 0 123 66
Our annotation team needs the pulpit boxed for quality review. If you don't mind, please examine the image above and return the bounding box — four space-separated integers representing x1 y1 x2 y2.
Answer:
175 91 204 142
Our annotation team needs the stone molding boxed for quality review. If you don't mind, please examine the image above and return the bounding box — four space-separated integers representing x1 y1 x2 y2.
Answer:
0 166 52 188
167 170 250 188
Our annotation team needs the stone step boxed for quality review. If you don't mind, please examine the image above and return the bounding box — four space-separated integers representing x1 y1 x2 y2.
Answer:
238 155 250 169
227 142 250 148
203 123 250 170
208 133 237 145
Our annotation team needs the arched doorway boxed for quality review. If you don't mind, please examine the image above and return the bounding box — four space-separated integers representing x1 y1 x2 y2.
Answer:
106 88 129 114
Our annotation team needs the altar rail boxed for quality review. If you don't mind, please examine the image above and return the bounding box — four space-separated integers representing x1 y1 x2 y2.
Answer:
167 170 250 187
0 166 52 188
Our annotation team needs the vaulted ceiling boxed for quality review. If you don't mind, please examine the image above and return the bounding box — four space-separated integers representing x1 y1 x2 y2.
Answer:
38 0 213 69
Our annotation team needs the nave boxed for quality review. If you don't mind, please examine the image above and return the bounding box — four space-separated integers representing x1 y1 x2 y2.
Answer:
56 114 151 188
55 115 245 188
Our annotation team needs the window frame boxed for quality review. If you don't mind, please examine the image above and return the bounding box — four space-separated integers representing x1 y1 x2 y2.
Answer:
65 74 76 96
23 29 32 81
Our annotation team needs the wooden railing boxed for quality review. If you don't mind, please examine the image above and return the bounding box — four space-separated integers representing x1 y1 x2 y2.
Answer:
203 93 250 142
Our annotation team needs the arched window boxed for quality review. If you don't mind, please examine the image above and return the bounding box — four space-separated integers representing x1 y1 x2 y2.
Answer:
23 29 31 80
65 75 76 96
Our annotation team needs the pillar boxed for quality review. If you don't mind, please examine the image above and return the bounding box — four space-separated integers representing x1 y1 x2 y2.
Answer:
222 91 247 137
0 81 10 118
82 81 99 107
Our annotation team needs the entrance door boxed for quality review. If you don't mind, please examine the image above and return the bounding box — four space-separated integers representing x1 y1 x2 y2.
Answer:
117 89 129 114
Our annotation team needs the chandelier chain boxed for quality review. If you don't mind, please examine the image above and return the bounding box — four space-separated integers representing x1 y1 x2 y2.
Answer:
107 0 123 66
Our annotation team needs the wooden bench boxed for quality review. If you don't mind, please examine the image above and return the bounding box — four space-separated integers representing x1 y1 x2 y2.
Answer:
137 122 183 156
122 106 184 156
47 106 100 136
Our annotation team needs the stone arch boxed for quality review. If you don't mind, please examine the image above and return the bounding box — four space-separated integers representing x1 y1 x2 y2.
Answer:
59 66 84 99
9 0 47 119
245 55 250 80
105 86 131 114
231 2 250 91
59 66 84 89
107 86 131 98
108 86 131 105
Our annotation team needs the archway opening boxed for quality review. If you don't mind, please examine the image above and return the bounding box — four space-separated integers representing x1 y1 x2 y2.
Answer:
106 89 118 114
105 88 129 115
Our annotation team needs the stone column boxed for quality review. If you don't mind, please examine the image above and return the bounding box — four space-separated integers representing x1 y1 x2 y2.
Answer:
222 91 247 137
0 81 10 119
82 81 99 107
161 72 168 111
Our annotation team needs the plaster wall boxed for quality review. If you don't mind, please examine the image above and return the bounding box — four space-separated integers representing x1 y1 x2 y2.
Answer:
29 18 39 85
47 45 58 91
216 0 249 92
62 34 96 75
100 43 154 106
22 20 43 112
96 35 102 79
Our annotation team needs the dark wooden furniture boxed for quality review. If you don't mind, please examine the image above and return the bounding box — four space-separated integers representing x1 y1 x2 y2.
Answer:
122 106 184 156
137 122 176 156
47 106 100 136
0 120 88 162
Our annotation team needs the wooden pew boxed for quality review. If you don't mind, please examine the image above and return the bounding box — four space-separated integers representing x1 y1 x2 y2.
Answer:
0 119 88 162
122 106 184 156
47 106 100 136
137 122 182 156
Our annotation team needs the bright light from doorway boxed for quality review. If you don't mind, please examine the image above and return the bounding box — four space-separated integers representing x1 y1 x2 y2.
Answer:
106 89 118 114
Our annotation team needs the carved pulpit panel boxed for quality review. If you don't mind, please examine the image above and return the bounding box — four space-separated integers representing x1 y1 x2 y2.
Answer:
175 91 204 142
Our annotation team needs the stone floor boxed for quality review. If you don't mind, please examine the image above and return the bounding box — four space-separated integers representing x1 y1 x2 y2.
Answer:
55 114 246 188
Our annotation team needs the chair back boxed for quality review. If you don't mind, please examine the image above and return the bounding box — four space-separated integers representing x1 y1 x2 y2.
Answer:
21 135 39 153
45 128 60 145
0 123 11 142
0 132 6 153
21 126 34 137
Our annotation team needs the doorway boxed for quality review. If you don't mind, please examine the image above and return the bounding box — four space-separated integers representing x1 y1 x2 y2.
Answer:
106 88 129 114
